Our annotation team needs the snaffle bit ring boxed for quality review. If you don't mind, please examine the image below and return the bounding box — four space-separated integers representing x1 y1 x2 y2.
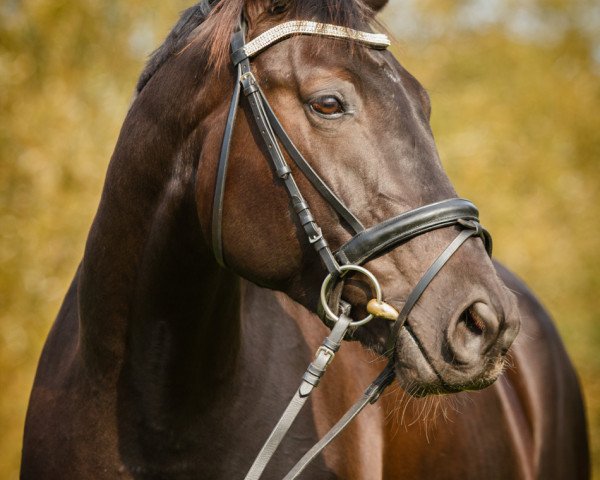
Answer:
320 265 382 326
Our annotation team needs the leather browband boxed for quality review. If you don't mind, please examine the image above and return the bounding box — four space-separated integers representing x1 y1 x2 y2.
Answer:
335 198 492 266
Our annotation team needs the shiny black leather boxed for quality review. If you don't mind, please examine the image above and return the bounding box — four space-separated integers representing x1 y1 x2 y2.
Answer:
211 59 242 267
336 198 492 266
260 91 365 234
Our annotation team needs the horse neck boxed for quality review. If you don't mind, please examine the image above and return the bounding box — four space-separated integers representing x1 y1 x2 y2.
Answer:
77 95 242 391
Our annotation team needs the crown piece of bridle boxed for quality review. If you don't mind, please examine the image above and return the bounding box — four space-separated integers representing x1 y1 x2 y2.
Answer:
231 20 390 65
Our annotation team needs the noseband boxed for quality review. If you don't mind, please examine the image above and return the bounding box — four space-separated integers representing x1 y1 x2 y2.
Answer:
207 8 492 479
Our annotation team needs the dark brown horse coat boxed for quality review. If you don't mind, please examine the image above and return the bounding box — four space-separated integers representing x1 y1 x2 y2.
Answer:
22 1 588 478
21 272 588 479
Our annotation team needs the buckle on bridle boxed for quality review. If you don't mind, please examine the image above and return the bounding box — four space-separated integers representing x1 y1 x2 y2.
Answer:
315 346 335 367
308 228 323 244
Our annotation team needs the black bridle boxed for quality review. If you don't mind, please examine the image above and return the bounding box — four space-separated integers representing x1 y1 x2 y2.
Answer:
206 8 492 479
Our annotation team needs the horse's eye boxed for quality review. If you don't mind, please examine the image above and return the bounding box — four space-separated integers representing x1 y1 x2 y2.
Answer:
310 96 344 116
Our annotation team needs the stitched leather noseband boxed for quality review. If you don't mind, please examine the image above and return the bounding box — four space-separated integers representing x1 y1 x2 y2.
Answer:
206 9 492 480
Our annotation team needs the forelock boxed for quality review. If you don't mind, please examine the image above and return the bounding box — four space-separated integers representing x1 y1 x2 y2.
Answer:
136 0 375 93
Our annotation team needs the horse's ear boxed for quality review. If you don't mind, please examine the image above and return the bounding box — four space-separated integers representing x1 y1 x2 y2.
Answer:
363 0 388 12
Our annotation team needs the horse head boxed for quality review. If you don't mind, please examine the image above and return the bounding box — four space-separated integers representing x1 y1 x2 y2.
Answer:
174 0 520 395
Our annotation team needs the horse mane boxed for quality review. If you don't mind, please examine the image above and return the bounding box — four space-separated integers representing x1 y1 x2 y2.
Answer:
136 0 374 94
136 3 210 93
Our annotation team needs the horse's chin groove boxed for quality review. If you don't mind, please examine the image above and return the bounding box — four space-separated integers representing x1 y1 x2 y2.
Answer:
394 326 506 397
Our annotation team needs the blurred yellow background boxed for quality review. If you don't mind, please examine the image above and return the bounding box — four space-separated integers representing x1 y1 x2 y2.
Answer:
0 0 598 478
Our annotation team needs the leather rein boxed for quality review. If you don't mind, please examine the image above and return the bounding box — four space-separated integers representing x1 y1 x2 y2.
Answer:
207 8 492 479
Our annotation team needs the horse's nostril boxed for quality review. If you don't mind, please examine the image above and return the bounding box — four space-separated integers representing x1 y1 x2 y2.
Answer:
447 301 501 365
469 301 500 336
462 307 486 336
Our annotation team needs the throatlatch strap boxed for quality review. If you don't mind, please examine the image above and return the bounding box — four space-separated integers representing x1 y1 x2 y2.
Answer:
211 31 245 267
212 27 250 267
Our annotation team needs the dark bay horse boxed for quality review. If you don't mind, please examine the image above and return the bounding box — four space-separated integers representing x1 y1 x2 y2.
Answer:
22 1 588 478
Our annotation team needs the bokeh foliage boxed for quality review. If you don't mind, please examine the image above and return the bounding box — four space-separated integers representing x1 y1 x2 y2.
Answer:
0 0 598 478
0 1 191 477
388 0 600 475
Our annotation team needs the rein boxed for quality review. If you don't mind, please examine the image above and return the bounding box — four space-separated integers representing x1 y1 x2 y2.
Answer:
205 5 492 478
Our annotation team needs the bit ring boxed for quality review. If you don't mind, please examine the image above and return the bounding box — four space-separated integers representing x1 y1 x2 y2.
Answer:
320 265 382 326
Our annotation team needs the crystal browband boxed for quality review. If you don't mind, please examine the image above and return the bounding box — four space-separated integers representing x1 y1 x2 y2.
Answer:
232 20 390 65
